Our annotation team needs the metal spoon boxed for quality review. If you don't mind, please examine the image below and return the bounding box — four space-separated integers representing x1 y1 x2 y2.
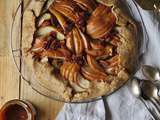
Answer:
140 81 160 119
142 65 160 94
141 81 160 102
142 65 160 81
131 78 160 120
131 78 142 98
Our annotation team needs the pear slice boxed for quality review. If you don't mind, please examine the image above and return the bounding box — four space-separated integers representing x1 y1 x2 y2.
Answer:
42 50 67 60
31 38 47 52
65 63 74 80
72 27 84 55
68 63 80 82
49 7 67 31
69 81 86 92
37 13 51 27
99 55 120 75
81 67 96 81
86 45 113 59
63 63 88 92
105 66 119 75
35 26 65 40
100 60 119 75
73 64 81 82
66 32 75 52
109 35 121 46
105 55 120 67
60 62 69 79
41 56 48 63
77 75 90 89
51 0 79 23
81 66 108 81
92 4 111 17
86 55 104 74
86 49 105 57
87 5 116 39
78 28 90 50
68 64 86 92
73 0 97 12
57 48 71 58
90 40 104 50
96 45 113 60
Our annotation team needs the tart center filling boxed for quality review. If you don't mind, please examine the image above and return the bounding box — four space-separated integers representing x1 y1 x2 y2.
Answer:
29 0 127 93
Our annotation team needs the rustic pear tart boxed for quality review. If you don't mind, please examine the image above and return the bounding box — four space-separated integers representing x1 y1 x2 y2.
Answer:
23 0 138 101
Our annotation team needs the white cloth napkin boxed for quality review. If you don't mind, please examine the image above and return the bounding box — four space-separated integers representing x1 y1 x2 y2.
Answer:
56 0 160 120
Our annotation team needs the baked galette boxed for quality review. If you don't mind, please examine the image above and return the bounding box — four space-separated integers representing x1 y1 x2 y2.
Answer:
23 0 138 101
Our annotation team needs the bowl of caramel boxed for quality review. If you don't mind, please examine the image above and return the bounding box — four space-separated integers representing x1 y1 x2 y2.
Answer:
0 99 36 120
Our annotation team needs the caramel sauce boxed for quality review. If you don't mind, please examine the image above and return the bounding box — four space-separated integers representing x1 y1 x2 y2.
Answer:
1 104 28 120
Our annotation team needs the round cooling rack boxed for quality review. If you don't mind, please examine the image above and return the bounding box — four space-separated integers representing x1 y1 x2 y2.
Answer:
10 0 149 103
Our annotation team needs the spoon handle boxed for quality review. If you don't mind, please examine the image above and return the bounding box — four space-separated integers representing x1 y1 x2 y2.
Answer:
151 98 160 109
149 98 160 118
150 98 160 112
140 97 160 120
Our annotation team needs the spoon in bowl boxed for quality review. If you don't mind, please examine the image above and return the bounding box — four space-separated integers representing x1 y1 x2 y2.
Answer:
140 80 160 119
142 65 160 94
141 80 160 103
131 78 160 120
142 65 160 81
141 81 160 109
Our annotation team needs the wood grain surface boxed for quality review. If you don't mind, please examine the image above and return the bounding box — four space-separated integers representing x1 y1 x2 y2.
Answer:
0 0 64 119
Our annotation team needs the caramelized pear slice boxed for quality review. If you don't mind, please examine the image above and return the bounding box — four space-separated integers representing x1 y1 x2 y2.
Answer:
41 50 64 59
65 65 91 90
35 26 65 40
77 75 90 89
99 55 120 75
109 35 121 46
81 67 96 81
72 27 84 55
49 7 67 32
67 28 89 54
57 48 71 58
86 49 105 57
60 62 80 82
92 4 111 17
66 32 75 52
60 62 72 79
103 55 120 67
50 0 79 23
87 12 116 39
65 63 74 80
90 40 104 50
96 45 113 60
100 60 119 75
106 66 119 75
86 55 104 73
87 5 116 39
61 63 86 92
60 62 67 78
78 28 90 50
41 48 70 60
68 63 80 82
37 13 51 27
69 80 86 92
73 0 97 12
31 38 47 52
81 66 108 81
86 45 113 58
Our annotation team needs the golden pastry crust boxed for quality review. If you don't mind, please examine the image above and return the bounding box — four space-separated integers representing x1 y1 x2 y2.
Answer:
23 0 138 102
